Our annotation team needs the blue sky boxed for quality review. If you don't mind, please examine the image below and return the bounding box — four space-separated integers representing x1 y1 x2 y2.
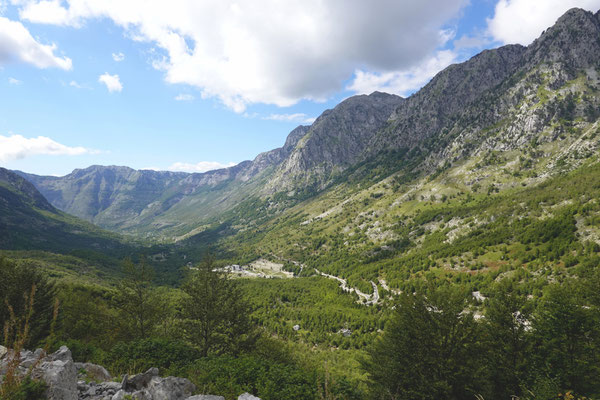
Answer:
1 0 599 176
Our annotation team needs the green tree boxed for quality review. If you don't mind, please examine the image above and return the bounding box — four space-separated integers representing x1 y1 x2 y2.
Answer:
362 286 483 400
531 282 600 396
483 280 533 399
114 258 161 339
181 254 254 357
0 258 56 348
56 284 118 347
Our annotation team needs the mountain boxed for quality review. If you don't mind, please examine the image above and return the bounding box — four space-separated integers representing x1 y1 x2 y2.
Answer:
16 8 600 250
0 167 126 254
15 125 312 238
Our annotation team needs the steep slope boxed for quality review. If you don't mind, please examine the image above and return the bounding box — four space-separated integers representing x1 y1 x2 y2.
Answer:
0 168 126 254
17 8 600 246
265 8 600 191
265 92 404 192
208 8 600 293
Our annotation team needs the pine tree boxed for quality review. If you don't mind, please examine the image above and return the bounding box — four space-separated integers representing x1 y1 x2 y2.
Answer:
114 257 161 339
181 254 254 357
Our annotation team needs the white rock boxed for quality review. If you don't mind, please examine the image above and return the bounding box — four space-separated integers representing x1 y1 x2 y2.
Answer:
238 393 261 400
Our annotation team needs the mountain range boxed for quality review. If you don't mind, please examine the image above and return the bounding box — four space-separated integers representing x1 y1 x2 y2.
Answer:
5 8 600 286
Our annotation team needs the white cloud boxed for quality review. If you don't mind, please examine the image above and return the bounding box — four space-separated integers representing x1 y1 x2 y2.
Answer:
487 0 600 45
174 93 194 101
0 133 94 162
262 113 316 124
145 161 236 173
98 72 122 92
16 0 468 111
347 50 458 97
8 76 21 84
0 16 71 69
112 51 124 62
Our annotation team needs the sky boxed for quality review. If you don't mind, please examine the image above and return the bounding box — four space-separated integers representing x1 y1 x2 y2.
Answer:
1 0 600 176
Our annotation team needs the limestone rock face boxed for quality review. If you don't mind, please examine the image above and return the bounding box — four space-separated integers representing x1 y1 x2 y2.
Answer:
0 346 78 400
34 346 78 400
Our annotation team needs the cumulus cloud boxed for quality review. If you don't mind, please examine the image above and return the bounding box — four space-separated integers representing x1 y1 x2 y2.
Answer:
347 50 458 96
487 0 600 45
145 161 236 173
0 16 71 69
8 77 21 84
262 113 316 124
98 73 122 92
174 93 194 101
16 0 467 111
0 133 94 162
112 51 124 62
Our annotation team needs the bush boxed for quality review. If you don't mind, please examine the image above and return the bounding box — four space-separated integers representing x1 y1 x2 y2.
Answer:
0 376 47 400
98 338 200 375
0 258 56 348
186 355 316 400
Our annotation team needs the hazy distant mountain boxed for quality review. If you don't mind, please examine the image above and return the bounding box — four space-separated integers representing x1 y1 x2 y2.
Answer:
0 167 125 253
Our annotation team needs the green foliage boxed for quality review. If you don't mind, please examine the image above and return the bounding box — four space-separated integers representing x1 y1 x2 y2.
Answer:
181 254 255 357
242 277 385 349
0 258 56 348
114 258 163 339
185 355 316 400
363 279 600 400
97 338 200 376
0 376 47 400
531 282 600 396
363 286 483 400
483 280 533 399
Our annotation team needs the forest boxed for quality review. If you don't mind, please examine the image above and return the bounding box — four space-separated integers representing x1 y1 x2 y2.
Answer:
1 244 600 400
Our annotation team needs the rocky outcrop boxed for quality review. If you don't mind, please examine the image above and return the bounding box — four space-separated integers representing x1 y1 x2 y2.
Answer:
238 394 261 400
74 362 112 382
1 346 260 400
0 346 78 400
266 92 404 191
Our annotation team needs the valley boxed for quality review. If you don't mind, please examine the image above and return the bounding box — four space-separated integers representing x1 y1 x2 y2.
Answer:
2 6 600 400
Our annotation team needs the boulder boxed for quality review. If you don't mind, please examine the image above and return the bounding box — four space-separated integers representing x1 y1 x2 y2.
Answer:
0 345 7 359
238 393 261 400
146 376 195 399
122 368 160 391
30 346 78 400
75 362 112 382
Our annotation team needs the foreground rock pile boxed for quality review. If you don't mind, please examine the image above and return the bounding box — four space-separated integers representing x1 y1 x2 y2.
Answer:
0 345 260 400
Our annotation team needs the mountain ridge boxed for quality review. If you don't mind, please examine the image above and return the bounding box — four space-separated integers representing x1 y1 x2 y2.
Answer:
13 7 600 242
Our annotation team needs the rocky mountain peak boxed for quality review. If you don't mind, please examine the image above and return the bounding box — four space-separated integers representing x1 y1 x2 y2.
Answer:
525 7 600 71
266 91 404 191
